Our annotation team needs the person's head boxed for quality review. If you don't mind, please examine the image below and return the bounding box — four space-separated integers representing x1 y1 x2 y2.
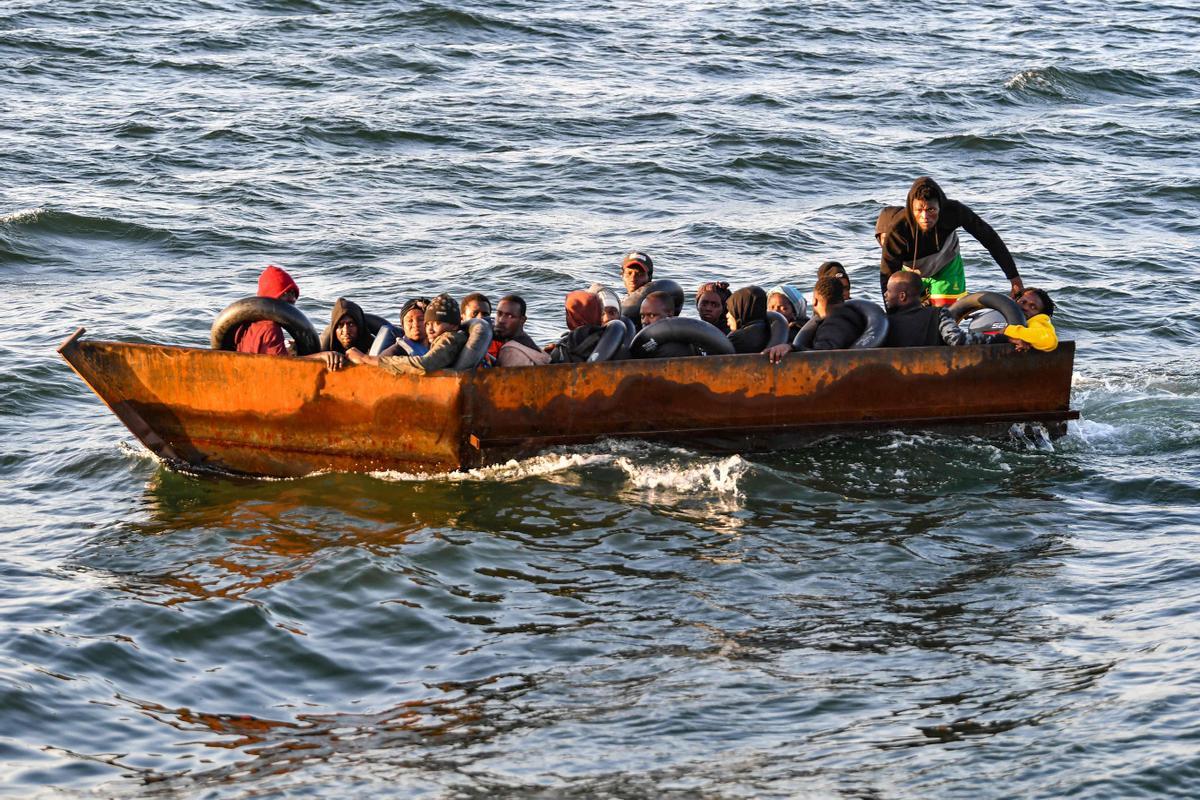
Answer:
328 298 364 352
884 271 924 313
1017 288 1055 319
639 292 674 327
565 290 603 331
695 281 732 327
816 261 851 299
766 284 807 323
907 177 946 233
812 276 846 319
725 286 768 332
460 292 492 320
494 294 528 342
588 283 622 325
257 265 299 303
621 250 653 294
401 297 430 343
424 293 462 338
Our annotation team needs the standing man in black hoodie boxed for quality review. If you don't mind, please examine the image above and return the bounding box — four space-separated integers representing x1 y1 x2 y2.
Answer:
875 176 1024 307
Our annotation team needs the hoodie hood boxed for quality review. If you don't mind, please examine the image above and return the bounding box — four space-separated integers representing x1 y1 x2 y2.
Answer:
565 290 603 330
328 297 372 353
727 286 768 326
904 176 948 237
257 265 299 300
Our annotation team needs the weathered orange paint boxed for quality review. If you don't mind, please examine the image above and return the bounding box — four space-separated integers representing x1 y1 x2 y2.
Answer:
59 328 1076 478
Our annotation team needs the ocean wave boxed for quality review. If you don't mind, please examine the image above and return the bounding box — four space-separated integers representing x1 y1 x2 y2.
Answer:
0 208 178 247
1004 65 1172 101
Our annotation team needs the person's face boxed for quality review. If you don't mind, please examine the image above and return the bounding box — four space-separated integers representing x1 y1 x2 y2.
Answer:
334 313 358 348
494 300 524 340
601 306 621 325
403 308 426 342
279 288 298 304
623 265 649 294
1017 290 1045 318
884 277 910 312
640 298 670 327
697 291 725 325
427 320 454 339
725 310 738 332
912 198 940 232
463 300 491 320
767 293 795 322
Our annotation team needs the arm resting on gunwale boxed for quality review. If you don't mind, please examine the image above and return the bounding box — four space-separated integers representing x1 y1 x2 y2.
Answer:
376 330 468 375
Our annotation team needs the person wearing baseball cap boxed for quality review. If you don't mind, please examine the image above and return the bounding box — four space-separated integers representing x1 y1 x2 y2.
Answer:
621 250 653 295
346 293 467 375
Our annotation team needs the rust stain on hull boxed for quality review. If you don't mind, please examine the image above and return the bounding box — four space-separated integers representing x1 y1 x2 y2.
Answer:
59 329 1077 478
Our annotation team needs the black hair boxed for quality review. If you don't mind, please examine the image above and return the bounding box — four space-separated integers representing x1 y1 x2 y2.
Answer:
912 182 940 204
817 261 848 282
499 294 526 318
642 291 676 315
460 292 491 312
813 276 845 305
890 271 923 296
1025 288 1055 317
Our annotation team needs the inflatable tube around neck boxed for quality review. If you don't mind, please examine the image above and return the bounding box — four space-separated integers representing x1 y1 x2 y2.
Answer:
588 318 633 363
630 316 735 358
948 291 1025 326
766 311 790 348
452 318 493 370
790 300 888 350
845 299 888 349
210 296 321 356
620 279 685 327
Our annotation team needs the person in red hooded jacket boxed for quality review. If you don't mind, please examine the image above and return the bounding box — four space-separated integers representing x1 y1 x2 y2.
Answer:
234 265 344 370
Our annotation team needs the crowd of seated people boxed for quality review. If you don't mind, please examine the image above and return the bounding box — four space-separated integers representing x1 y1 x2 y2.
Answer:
230 176 1058 373
233 254 1057 376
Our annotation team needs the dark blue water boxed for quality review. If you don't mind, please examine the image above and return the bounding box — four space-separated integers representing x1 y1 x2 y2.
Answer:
3 1 1200 797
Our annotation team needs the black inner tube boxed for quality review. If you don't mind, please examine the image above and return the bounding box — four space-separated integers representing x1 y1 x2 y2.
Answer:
948 291 1025 326
630 316 735 358
588 318 630 363
620 279 685 327
210 296 321 356
766 311 790 348
845 299 889 349
452 318 494 371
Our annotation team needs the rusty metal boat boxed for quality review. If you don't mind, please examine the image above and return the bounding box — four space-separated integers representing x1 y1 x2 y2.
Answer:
59 328 1077 478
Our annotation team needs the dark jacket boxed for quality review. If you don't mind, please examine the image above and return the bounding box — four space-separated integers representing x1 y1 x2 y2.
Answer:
875 176 1018 294
728 321 771 354
885 304 971 347
549 325 604 363
811 304 865 351
726 286 770 354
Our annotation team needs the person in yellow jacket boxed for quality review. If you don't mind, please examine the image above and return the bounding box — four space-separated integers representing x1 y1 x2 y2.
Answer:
1005 288 1058 352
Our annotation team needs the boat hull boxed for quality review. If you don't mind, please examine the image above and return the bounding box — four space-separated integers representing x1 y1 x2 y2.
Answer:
59 329 1077 478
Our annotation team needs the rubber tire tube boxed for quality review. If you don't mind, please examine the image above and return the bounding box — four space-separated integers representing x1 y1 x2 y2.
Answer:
846 299 889 349
620 279 686 326
210 296 321 355
948 291 1025 326
766 311 790 347
588 318 629 363
630 317 735 358
452 318 494 371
